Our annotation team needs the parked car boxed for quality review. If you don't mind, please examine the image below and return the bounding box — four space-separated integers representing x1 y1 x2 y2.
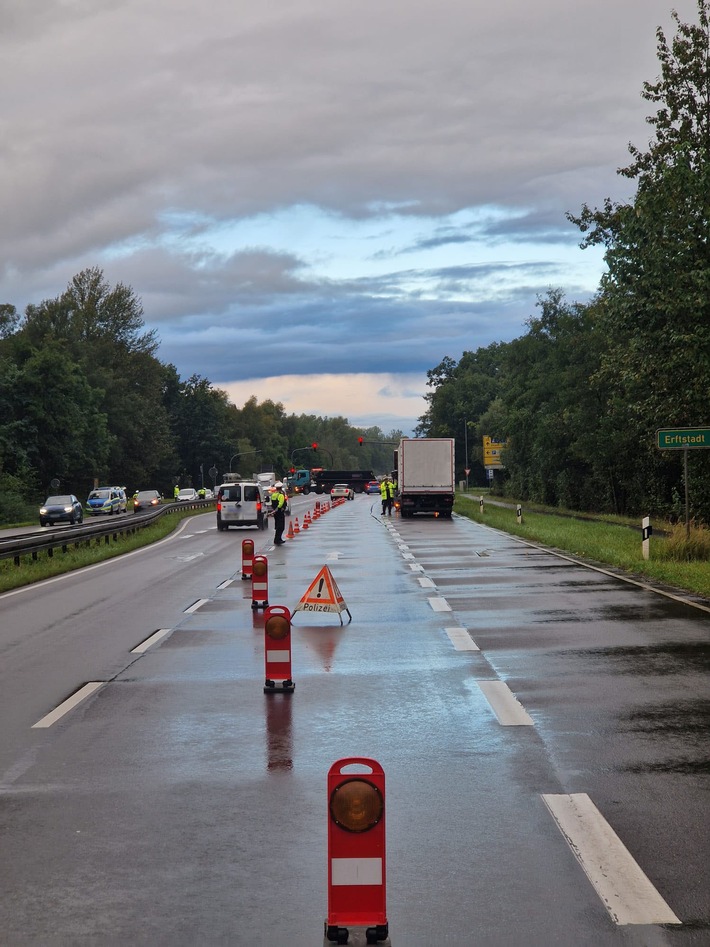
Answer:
39 495 84 527
330 483 355 500
133 489 163 513
87 486 126 515
365 480 381 495
176 488 198 502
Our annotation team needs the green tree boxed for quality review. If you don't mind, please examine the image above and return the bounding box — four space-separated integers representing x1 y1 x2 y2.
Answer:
569 0 710 515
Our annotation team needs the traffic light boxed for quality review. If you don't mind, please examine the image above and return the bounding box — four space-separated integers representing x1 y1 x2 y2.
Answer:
312 442 318 452
290 466 296 474
358 437 363 447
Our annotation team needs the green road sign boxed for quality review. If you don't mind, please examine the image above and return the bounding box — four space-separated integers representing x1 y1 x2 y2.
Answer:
656 427 710 449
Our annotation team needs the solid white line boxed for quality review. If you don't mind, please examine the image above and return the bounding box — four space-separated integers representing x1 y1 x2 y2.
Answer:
417 577 436 588
0 517 197 601
428 597 452 612
445 627 480 651
542 793 681 926
184 598 209 613
476 680 533 725
32 682 104 729
131 628 172 653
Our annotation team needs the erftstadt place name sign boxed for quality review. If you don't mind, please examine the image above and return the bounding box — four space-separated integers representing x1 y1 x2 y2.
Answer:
656 427 710 449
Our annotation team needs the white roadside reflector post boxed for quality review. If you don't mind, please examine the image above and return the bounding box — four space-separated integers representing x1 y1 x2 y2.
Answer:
642 516 652 561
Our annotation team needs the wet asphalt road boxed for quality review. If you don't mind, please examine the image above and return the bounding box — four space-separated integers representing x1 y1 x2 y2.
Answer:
0 497 708 946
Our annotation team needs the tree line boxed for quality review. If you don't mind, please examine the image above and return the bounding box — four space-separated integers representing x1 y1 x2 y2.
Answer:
0 268 399 522
416 1 710 521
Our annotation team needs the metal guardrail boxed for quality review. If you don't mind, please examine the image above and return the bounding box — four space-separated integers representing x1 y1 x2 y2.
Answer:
0 500 214 566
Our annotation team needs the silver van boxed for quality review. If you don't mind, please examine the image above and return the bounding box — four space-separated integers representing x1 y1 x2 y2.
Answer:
216 480 266 530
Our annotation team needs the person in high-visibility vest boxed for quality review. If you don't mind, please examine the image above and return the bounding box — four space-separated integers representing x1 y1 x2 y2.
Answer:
380 478 395 516
173 484 179 500
270 482 287 545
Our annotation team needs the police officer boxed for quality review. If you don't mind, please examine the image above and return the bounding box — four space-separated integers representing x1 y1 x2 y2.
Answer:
173 484 180 501
380 477 395 516
271 482 287 545
198 486 206 499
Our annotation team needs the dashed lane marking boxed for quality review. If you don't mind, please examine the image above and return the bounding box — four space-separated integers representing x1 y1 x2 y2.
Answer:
32 682 104 729
131 628 172 653
417 577 436 588
184 598 209 613
428 597 452 612
476 680 534 725
542 793 681 926
445 627 480 651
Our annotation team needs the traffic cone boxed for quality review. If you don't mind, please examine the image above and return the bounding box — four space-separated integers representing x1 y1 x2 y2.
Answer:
293 517 300 534
287 520 295 540
302 511 310 529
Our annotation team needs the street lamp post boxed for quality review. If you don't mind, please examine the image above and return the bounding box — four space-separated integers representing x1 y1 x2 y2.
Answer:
230 449 261 473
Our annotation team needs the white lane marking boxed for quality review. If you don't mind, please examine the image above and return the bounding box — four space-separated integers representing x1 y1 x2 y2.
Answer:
216 579 233 589
326 551 343 561
184 598 209 613
0 517 196 601
331 858 383 886
32 682 104 729
402 552 415 560
428 597 452 612
417 577 436 588
131 628 172 653
476 680 533 725
542 794 681 926
445 627 480 651
409 563 425 572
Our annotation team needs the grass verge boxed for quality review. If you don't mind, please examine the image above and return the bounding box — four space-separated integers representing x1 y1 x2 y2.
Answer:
455 495 710 601
0 507 212 595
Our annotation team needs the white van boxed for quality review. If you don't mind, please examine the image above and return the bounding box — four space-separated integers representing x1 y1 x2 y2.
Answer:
216 479 266 530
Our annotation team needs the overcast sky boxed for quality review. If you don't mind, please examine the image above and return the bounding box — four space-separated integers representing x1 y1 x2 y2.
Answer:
1 0 697 434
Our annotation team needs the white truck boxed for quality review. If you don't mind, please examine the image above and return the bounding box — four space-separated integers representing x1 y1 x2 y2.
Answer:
396 437 455 518
254 471 277 492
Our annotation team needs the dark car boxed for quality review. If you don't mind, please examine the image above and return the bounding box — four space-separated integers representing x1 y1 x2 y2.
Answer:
39 494 84 527
365 480 381 495
133 489 163 513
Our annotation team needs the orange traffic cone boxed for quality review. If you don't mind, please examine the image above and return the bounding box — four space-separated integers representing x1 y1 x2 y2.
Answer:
302 511 310 529
293 517 300 534
287 520 295 539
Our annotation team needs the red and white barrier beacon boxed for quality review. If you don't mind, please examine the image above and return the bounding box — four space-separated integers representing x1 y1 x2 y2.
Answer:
241 539 254 580
263 605 295 693
325 758 388 945
251 555 269 609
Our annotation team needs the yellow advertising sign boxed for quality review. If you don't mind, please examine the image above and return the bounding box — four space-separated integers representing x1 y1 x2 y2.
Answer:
483 435 506 467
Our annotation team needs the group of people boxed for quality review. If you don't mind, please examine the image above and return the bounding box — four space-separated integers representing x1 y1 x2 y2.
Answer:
380 476 397 516
268 476 398 546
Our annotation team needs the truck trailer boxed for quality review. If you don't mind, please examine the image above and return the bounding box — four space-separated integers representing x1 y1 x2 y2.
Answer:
397 437 455 517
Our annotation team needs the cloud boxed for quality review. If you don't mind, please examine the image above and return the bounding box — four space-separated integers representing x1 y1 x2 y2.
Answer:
0 0 697 433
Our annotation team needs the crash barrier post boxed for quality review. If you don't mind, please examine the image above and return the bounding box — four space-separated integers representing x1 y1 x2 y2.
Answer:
241 539 254 579
251 555 269 610
325 757 388 945
263 605 294 693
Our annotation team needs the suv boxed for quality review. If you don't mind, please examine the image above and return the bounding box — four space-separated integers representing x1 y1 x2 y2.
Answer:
216 480 266 530
87 486 127 515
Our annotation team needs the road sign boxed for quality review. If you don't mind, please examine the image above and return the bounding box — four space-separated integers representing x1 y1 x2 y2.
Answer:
483 435 506 467
656 427 710 449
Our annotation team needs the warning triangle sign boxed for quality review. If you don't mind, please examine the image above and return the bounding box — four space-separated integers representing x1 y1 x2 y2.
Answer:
292 565 352 624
